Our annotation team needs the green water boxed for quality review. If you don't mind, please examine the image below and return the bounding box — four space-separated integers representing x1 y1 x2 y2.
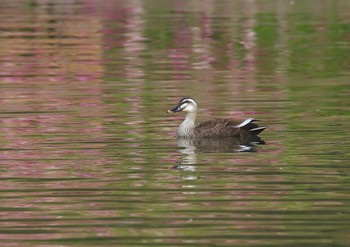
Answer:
0 0 349 246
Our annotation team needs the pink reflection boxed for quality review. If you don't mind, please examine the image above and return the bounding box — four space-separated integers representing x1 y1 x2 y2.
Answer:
0 0 296 245
0 0 120 241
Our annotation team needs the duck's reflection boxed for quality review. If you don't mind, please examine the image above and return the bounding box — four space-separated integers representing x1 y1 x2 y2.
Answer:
173 135 265 170
178 135 265 153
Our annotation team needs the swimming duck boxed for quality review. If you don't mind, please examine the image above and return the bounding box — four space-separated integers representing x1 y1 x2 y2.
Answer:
167 97 266 138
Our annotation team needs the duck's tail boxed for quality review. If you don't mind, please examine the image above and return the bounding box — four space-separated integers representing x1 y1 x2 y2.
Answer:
235 118 267 136
249 126 266 135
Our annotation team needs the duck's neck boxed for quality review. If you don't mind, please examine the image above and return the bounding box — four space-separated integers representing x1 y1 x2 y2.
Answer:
177 112 197 138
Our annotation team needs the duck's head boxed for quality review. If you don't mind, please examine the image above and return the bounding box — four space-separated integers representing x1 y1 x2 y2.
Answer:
167 97 197 114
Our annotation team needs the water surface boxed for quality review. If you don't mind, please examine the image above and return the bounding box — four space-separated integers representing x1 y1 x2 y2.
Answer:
0 0 349 246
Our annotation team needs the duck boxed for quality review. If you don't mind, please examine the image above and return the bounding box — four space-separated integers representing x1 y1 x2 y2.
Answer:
167 97 266 138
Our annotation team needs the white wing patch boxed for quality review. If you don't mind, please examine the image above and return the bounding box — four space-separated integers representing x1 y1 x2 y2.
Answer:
235 118 256 128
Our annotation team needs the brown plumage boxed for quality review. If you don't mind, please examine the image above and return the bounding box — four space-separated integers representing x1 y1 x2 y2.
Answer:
193 118 263 138
167 97 266 138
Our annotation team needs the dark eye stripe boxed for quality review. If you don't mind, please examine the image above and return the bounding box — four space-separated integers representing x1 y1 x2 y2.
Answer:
181 100 191 105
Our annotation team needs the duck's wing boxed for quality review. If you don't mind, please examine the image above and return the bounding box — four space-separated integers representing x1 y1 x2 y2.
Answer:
194 119 241 137
195 118 266 137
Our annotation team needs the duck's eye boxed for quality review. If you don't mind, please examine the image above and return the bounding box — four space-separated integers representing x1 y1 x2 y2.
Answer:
181 100 192 105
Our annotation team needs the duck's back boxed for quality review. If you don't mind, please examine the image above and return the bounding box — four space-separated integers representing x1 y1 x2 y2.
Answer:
194 118 264 138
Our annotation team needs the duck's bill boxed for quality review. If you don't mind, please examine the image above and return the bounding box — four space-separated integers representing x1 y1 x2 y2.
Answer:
167 105 182 113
